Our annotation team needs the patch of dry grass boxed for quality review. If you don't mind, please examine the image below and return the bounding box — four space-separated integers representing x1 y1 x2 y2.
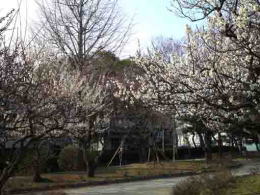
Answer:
115 161 203 177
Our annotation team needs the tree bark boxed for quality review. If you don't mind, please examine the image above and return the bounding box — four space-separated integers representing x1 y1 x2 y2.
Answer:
0 150 24 194
32 146 43 183
218 132 223 159
192 133 197 148
205 131 212 162
0 178 6 195
138 146 146 163
198 133 205 150
147 147 151 162
0 167 13 195
32 162 42 182
172 131 177 162
87 160 97 177
239 137 243 156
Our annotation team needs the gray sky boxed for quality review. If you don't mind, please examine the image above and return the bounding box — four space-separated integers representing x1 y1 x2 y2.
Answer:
1 0 198 57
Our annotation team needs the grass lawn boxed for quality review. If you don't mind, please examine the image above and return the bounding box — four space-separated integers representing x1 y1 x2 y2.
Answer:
6 161 205 193
223 174 260 194
5 160 240 194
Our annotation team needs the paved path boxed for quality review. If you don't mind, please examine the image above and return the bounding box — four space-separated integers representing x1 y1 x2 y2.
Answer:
231 159 260 176
22 159 260 195
62 177 188 195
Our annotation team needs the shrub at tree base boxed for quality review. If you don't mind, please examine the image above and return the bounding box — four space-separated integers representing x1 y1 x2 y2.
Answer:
58 145 79 171
172 170 234 195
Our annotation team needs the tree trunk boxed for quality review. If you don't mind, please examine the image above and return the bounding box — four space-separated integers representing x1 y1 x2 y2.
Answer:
77 0 84 70
156 151 160 163
230 136 234 147
0 183 4 195
205 131 212 162
87 160 96 177
229 135 236 155
138 146 146 163
0 143 31 194
192 133 197 148
0 179 6 195
239 137 243 156
81 144 89 172
172 114 177 162
32 163 42 182
218 132 223 159
153 144 160 164
0 167 12 195
172 131 177 162
162 130 165 153
198 133 205 148
234 138 240 154
77 149 86 170
147 147 151 162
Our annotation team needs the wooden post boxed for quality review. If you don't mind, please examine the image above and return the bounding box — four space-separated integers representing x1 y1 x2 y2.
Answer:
147 147 151 162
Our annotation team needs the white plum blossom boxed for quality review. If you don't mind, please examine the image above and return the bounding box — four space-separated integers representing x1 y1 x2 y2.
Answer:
134 0 260 135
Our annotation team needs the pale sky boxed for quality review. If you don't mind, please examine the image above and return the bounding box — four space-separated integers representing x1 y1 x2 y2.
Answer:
1 0 199 57
120 0 192 57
